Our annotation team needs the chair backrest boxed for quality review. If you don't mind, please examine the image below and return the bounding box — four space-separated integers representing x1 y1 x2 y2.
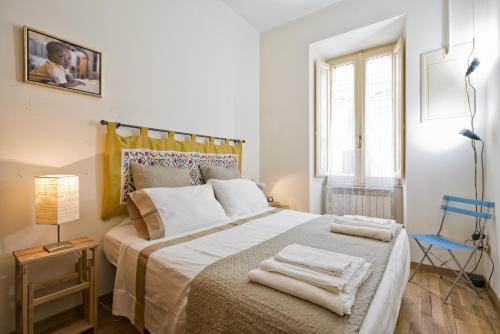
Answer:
435 195 494 236
441 195 495 221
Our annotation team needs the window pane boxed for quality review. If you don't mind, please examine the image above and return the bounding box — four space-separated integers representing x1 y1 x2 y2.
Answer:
364 53 394 181
330 62 355 178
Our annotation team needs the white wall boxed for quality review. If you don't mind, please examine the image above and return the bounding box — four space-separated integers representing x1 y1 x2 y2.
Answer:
261 0 491 273
0 0 259 331
484 0 500 297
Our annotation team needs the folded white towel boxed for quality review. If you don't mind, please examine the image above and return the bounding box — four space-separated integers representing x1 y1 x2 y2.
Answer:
330 222 393 241
249 263 372 316
343 215 395 226
275 244 355 274
333 216 396 236
260 256 366 294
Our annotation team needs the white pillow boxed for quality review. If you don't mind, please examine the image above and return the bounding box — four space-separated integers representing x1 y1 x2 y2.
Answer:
208 179 268 217
143 184 229 236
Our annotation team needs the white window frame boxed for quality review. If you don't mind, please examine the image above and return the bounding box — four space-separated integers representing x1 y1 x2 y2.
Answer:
315 40 404 184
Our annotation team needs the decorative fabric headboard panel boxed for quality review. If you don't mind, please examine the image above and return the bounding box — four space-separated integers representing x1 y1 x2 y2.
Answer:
102 122 242 219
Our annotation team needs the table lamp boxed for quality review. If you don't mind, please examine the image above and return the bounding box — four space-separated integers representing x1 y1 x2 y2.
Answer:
35 175 79 252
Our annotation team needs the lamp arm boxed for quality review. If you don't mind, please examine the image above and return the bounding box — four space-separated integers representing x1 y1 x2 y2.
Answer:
469 76 478 122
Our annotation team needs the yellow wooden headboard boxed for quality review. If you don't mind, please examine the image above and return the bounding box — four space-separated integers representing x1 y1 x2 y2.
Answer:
101 122 243 219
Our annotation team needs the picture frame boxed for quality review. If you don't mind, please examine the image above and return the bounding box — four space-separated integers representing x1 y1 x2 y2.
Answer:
23 26 102 97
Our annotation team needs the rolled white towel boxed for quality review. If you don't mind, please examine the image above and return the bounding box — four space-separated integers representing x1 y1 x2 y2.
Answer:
343 215 395 225
333 216 396 237
249 263 372 316
330 222 393 242
260 256 367 294
275 244 356 274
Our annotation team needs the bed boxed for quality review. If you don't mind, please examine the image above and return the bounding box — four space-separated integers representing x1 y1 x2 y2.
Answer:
103 207 410 334
100 123 410 334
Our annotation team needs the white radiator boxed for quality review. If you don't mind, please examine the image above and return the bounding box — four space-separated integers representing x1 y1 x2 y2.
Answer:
325 187 394 219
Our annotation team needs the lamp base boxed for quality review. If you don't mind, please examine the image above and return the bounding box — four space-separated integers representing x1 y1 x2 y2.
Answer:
44 241 74 253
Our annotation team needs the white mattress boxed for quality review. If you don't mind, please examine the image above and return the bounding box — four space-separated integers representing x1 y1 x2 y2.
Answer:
104 209 410 334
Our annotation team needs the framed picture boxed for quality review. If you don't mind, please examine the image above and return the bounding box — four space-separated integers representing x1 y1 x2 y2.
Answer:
24 26 102 97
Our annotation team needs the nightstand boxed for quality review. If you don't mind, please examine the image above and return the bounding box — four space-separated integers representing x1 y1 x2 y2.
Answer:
269 201 290 209
13 237 98 334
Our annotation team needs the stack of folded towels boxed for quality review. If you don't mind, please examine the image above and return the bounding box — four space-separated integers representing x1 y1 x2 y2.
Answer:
248 244 372 316
330 215 397 242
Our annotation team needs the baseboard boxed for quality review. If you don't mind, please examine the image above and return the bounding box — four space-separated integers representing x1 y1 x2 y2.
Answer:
410 261 463 277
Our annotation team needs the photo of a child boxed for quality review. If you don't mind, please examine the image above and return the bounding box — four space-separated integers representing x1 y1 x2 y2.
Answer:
24 27 102 96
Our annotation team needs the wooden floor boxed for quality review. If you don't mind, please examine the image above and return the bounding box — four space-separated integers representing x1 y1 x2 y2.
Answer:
35 267 499 334
394 268 500 334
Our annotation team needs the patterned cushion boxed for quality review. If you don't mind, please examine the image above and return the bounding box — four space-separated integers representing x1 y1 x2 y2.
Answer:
200 165 241 183
120 149 239 204
130 163 192 190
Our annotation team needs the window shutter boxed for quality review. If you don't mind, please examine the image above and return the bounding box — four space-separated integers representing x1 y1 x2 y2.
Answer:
315 59 331 177
393 36 405 180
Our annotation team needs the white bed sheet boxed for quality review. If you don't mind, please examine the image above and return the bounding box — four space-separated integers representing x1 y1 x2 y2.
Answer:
104 208 410 334
103 218 143 267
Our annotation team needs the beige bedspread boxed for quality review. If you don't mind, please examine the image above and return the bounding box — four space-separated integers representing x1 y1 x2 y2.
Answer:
185 214 402 334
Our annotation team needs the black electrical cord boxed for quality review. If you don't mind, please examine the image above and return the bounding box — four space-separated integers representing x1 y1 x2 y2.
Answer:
486 249 495 291
464 76 485 277
469 239 484 273
463 11 489 277
465 75 480 233
460 0 494 285
464 77 491 282
465 73 480 217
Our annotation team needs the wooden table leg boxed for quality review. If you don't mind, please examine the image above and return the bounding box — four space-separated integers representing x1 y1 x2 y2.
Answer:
80 250 89 322
21 264 28 334
28 283 34 334
90 248 97 332
15 263 21 334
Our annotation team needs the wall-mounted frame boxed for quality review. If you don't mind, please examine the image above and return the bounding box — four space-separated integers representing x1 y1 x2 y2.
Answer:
24 26 102 97
420 42 472 122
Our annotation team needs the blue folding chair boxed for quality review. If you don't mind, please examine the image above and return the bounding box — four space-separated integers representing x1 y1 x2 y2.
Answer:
408 195 495 303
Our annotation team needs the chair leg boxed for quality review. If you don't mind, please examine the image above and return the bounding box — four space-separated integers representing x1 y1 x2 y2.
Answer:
442 249 481 303
408 246 429 282
409 257 423 282
448 250 483 298
410 241 443 282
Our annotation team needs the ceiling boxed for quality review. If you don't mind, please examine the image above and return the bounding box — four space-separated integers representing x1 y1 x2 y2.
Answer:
312 15 405 60
221 0 343 31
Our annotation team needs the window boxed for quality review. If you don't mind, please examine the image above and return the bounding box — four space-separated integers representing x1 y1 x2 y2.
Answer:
315 40 404 186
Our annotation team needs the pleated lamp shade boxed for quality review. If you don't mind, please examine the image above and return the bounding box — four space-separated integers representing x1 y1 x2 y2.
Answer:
35 175 79 225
